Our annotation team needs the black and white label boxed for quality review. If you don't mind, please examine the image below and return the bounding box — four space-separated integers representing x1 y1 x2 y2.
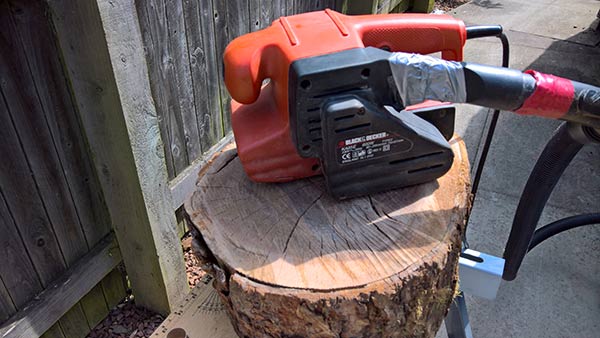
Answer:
337 131 412 164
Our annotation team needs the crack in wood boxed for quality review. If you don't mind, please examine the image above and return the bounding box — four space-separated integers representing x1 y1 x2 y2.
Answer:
282 192 324 255
368 196 382 218
366 196 396 244
214 153 237 174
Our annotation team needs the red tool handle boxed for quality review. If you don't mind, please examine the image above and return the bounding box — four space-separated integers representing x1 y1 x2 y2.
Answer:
346 13 466 60
224 10 467 105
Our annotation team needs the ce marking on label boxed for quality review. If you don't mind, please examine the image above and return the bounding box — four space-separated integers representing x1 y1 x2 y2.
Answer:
342 153 352 161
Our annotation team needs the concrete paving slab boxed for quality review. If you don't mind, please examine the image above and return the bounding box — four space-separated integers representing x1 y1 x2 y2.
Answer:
437 189 600 338
455 21 600 213
453 104 492 167
451 0 600 46
475 112 600 213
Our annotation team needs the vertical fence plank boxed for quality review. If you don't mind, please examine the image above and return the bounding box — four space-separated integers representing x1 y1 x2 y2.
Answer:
272 0 284 18
0 278 15 323
0 187 43 310
410 0 434 13
165 0 202 163
0 63 65 291
80 284 109 329
8 0 112 249
259 0 274 29
182 0 224 152
343 0 375 14
101 267 128 310
249 0 260 32
39 324 66 338
211 0 230 132
58 303 90 338
136 0 189 177
136 0 203 170
221 0 252 131
2 0 88 268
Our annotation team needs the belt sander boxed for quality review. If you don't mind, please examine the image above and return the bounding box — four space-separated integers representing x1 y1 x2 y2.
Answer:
224 9 600 199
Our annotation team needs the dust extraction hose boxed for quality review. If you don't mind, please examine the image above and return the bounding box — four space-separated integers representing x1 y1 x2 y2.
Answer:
502 123 584 281
528 213 600 251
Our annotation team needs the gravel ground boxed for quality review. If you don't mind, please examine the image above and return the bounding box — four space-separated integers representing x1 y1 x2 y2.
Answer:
434 0 469 12
86 298 164 338
182 234 206 287
86 235 203 338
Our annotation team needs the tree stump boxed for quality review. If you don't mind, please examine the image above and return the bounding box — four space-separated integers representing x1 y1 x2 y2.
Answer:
184 137 471 338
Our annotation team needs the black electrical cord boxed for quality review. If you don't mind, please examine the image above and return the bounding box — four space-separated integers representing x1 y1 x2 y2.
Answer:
461 26 509 249
465 27 510 196
465 25 503 39
528 213 600 252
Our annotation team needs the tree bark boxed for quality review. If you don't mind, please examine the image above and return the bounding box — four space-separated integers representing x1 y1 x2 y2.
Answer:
185 137 471 338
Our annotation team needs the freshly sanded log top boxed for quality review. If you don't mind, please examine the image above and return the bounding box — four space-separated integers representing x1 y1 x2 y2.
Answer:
185 137 471 338
186 137 469 290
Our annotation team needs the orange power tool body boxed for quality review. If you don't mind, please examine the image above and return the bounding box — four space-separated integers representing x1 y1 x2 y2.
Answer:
225 9 466 183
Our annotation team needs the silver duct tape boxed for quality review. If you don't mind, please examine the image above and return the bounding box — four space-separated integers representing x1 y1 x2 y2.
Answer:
388 52 467 106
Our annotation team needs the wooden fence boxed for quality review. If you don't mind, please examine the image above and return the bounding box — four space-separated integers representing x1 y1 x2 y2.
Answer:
137 0 344 180
140 0 432 181
0 1 127 337
0 0 432 337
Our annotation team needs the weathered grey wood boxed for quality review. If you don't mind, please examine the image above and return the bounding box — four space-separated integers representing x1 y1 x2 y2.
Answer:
0 0 88 269
219 0 252 131
169 133 234 210
343 0 375 14
0 279 15 323
47 0 187 314
100 267 127 310
39 324 65 338
79 284 109 329
8 0 112 250
0 47 66 293
136 0 192 177
296 0 322 13
57 304 90 338
0 187 43 310
137 0 205 176
182 0 224 152
272 0 283 18
285 0 296 15
248 0 260 31
0 234 121 338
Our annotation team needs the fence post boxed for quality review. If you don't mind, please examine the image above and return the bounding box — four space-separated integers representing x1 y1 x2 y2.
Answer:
48 0 188 315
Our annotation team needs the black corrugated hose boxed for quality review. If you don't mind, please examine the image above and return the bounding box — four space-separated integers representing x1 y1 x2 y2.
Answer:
502 123 585 280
